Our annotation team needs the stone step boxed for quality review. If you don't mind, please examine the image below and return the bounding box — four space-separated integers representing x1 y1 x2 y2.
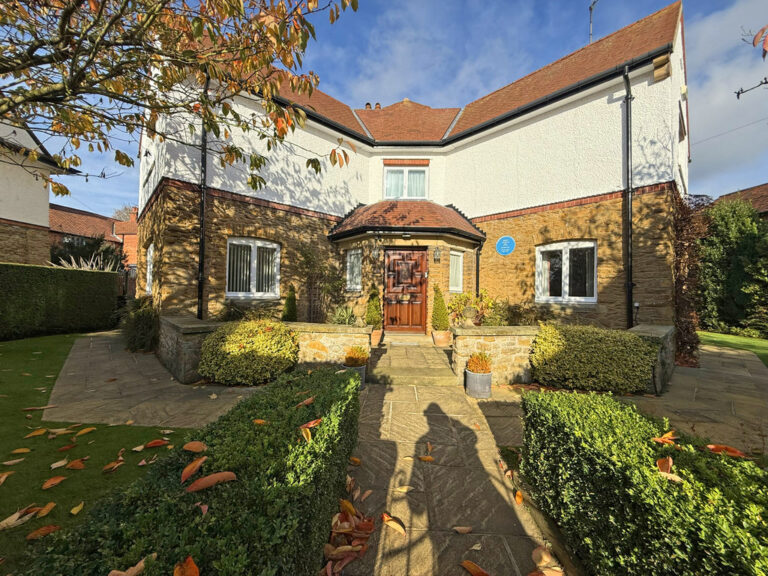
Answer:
368 366 458 387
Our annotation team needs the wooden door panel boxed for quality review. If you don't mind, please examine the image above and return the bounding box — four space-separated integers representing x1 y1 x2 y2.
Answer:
384 249 427 332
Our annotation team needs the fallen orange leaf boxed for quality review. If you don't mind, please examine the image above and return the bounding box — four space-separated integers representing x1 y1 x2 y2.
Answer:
252 419 268 425
185 471 236 493
452 526 473 534
418 456 434 462
656 456 673 474
181 456 208 484
381 512 406 537
460 560 491 576
295 389 311 397
515 490 523 505
427 442 434 454
65 457 88 470
75 427 96 437
299 418 322 429
295 396 315 408
183 441 207 453
25 525 60 540
57 443 77 452
36 502 56 518
348 457 361 466
102 460 124 474
0 471 14 486
707 444 748 458
11 448 31 454
340 499 356 516
24 428 47 439
173 555 199 576
3 458 24 466
42 476 66 490
70 501 84 515
144 439 169 448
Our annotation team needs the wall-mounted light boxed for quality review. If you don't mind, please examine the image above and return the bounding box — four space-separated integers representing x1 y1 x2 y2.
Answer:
433 246 441 263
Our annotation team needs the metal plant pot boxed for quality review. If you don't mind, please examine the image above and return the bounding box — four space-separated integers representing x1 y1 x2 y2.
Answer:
342 364 367 389
464 369 491 399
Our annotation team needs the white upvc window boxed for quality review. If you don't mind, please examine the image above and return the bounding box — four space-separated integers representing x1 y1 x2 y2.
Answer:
535 241 597 304
346 248 362 291
449 250 463 293
384 167 428 199
226 237 280 299
145 244 154 295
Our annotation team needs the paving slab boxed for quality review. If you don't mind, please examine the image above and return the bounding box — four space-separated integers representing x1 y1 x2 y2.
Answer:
43 331 257 427
348 383 545 576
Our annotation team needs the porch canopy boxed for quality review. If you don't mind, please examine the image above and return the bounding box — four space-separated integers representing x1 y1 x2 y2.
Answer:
328 200 485 243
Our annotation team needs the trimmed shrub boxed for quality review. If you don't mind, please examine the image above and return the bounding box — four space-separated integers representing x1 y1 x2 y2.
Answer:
521 391 768 575
530 323 657 393
122 296 159 351
22 368 360 576
281 284 298 321
198 319 299 386
365 285 382 329
343 345 369 367
0 263 118 340
466 352 491 373
431 285 450 331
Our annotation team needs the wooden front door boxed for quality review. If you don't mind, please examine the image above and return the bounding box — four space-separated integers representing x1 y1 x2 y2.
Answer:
384 249 427 332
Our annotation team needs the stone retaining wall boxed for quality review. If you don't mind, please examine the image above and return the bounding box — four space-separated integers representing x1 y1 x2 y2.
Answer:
629 324 675 394
451 325 539 385
158 316 371 384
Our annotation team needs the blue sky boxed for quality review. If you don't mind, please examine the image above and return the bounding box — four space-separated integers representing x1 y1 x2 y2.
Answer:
50 0 768 217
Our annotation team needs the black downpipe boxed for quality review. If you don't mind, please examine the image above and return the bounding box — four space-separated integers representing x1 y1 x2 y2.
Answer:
622 66 635 329
475 243 482 296
196 73 210 320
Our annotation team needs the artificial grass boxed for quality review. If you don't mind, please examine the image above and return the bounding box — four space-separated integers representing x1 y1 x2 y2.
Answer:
0 334 187 573
698 331 768 367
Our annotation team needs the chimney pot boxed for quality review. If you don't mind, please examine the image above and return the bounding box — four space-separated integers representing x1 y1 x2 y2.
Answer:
403 97 410 103
375 102 381 110
365 102 371 109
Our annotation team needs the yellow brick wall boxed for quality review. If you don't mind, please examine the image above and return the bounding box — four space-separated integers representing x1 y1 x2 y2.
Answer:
0 220 49 265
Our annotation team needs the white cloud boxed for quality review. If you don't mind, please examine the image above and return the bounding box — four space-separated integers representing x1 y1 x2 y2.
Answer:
686 0 768 196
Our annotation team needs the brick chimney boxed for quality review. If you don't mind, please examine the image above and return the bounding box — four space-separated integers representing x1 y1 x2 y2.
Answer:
130 206 138 222
365 102 371 110
374 102 381 110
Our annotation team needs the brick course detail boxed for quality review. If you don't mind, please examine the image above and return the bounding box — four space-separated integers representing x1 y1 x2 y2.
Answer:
0 219 49 265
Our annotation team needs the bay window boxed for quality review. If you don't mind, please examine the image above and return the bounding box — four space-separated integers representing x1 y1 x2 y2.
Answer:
226 238 280 299
535 241 596 303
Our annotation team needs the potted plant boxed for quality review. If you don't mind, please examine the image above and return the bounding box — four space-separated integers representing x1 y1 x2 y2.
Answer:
465 352 492 398
431 285 451 347
365 284 383 346
343 345 369 388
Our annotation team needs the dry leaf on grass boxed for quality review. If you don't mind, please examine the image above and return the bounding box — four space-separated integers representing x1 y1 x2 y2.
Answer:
144 439 169 448
460 560 490 576
659 471 683 483
0 471 14 486
0 507 37 531
70 501 84 515
25 525 60 540
57 443 77 452
75 427 96 437
3 458 24 466
185 471 236 493
11 448 31 454
21 405 56 411
24 428 47 438
36 502 56 518
42 476 66 490
183 441 208 453
103 460 124 474
295 396 315 408
107 552 157 576
181 457 208 484
66 457 89 470
50 458 68 470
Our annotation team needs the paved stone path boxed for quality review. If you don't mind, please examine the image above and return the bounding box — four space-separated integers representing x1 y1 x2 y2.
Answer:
346 383 543 576
369 337 456 386
44 331 256 428
623 344 768 454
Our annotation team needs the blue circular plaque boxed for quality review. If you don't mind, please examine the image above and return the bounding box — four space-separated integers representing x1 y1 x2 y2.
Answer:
495 236 516 255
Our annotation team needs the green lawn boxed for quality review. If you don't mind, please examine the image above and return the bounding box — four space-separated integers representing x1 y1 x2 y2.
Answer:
0 334 187 574
698 331 768 367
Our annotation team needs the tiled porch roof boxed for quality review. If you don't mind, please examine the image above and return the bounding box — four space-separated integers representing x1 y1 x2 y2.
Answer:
328 200 485 242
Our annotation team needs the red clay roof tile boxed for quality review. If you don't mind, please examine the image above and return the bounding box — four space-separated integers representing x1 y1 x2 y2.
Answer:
329 200 484 241
49 204 122 243
716 182 768 215
355 100 460 142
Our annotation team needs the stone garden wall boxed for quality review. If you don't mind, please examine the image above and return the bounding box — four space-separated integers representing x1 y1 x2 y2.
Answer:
158 316 371 384
451 325 539 385
629 324 675 394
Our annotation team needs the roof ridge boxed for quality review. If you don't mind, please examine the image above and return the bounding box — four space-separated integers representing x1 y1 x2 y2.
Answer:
445 203 486 239
50 203 115 220
463 1 681 110
720 181 768 197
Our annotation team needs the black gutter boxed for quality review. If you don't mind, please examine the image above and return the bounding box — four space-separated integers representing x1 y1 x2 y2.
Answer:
328 225 485 243
0 138 80 174
274 44 672 149
197 73 211 320
622 66 635 329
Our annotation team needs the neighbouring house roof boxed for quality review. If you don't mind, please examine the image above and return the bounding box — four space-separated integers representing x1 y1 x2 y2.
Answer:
328 200 485 242
716 182 768 216
114 207 138 235
0 121 79 174
274 1 681 144
49 204 122 243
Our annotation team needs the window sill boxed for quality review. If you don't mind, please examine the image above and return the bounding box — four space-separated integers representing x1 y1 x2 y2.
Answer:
346 288 362 294
225 294 281 301
536 299 598 308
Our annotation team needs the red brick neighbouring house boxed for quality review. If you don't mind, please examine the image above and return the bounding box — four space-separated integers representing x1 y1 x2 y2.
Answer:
49 204 123 251
716 182 768 220
114 207 139 267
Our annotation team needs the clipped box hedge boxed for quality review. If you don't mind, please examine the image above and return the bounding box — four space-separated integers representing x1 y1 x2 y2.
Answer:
530 323 658 393
521 392 768 575
23 367 360 575
0 263 118 340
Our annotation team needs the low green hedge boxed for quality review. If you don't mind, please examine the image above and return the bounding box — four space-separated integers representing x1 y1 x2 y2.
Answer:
521 392 768 575
122 296 159 351
0 263 118 340
530 323 658 393
23 367 360 575
198 319 299 386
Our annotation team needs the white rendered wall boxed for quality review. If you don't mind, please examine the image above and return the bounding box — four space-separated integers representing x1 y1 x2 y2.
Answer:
0 151 50 227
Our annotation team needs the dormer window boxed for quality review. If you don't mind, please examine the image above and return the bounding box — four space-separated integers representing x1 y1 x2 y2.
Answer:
384 167 428 199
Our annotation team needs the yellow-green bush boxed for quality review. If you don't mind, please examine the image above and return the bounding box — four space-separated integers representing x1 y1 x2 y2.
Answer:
198 319 299 386
530 323 657 393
